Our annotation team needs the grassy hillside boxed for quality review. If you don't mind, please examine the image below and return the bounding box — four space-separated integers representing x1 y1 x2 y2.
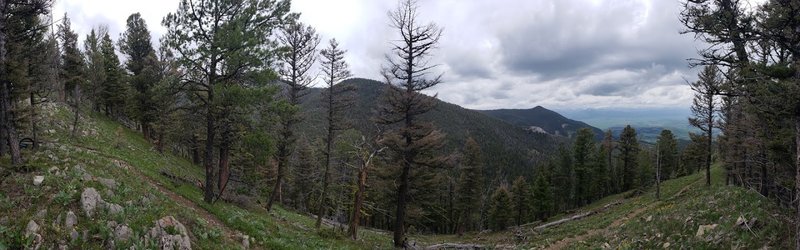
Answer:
0 103 392 249
413 165 793 249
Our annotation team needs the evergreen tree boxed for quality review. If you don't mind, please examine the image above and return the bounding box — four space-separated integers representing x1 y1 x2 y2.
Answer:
573 128 595 205
119 13 158 140
455 137 483 235
58 14 84 99
689 65 721 187
316 38 353 228
268 21 319 211
531 166 553 221
83 28 106 112
163 0 292 203
377 0 445 246
99 33 125 116
656 130 679 180
488 186 512 231
510 176 530 225
553 145 573 210
618 125 639 191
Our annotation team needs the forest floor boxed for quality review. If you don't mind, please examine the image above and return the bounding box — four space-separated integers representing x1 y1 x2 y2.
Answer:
0 102 794 249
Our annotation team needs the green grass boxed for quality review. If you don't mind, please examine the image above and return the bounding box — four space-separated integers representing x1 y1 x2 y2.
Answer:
0 104 392 249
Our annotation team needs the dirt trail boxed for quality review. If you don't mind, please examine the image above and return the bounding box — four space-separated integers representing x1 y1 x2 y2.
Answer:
545 177 703 250
62 142 241 243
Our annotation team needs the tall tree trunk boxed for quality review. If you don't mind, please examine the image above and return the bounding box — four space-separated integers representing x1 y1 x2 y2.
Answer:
706 97 714 187
266 139 287 211
216 139 230 202
349 166 367 240
142 122 151 141
0 2 21 166
29 92 37 149
394 162 410 248
203 89 215 203
317 116 334 229
795 110 800 250
191 134 200 165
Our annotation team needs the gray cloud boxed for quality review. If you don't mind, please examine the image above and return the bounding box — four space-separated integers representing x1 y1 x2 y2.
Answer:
55 0 702 110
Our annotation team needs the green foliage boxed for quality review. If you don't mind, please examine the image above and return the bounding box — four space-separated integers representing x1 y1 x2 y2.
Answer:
510 176 530 225
488 186 512 231
531 166 553 221
573 128 595 206
618 125 640 191
58 14 85 96
455 137 483 232
656 129 679 179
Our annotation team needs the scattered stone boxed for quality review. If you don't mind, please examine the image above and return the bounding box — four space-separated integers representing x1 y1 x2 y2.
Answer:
65 211 77 229
125 200 134 207
147 216 191 250
663 242 671 248
602 242 612 249
107 203 124 215
81 188 104 217
25 220 40 237
645 215 653 222
105 190 115 199
97 178 118 190
82 230 89 242
82 173 93 182
48 167 60 175
696 224 718 238
736 216 747 227
35 209 47 219
107 221 118 229
240 234 250 249
114 224 133 242
70 229 80 241
33 176 44 186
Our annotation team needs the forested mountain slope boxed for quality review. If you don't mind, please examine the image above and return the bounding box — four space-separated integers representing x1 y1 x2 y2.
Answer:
299 78 565 178
480 106 604 140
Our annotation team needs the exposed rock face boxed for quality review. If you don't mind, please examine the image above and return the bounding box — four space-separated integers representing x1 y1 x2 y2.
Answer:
81 188 104 217
148 216 191 250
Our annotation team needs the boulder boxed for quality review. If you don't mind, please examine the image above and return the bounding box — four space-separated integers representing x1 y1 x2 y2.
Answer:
114 224 133 242
35 209 47 219
148 216 191 250
81 188 104 217
33 176 44 186
25 220 39 237
696 224 718 238
106 203 123 215
70 229 79 241
65 211 77 229
97 178 117 190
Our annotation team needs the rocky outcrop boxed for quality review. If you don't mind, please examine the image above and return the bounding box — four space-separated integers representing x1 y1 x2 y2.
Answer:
81 188 103 217
147 216 191 250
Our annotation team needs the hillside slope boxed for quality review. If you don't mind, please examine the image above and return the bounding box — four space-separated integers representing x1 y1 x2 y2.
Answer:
480 106 604 140
300 78 564 178
0 103 391 249
414 166 793 249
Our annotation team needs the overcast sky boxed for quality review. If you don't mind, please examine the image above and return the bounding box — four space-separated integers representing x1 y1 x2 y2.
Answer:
53 0 708 110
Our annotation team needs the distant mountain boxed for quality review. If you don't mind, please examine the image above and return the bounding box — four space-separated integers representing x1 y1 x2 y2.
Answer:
298 78 564 179
557 107 695 141
479 106 604 140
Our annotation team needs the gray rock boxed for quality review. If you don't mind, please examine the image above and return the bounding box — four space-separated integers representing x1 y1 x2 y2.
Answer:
81 188 104 217
48 167 60 175
70 229 80 241
82 173 93 182
65 211 77 229
241 234 250 249
147 216 191 250
114 224 133 242
35 209 47 219
107 221 118 229
105 189 115 199
97 178 117 190
25 220 39 237
107 203 123 215
33 176 44 186
696 224 718 238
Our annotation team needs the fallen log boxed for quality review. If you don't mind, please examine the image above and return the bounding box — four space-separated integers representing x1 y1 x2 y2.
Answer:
533 200 623 231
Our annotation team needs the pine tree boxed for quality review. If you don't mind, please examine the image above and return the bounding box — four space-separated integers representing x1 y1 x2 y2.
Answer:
58 14 84 100
618 125 639 191
119 13 158 140
268 21 319 211
488 186 512 231
656 130 679 180
99 33 125 116
83 28 107 112
455 137 483 235
377 0 445 246
531 166 553 221
573 128 595 205
510 176 530 225
163 0 292 203
316 38 353 228
689 65 721 187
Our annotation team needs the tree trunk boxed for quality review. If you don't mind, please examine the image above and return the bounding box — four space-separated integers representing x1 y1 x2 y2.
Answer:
203 90 215 203
30 92 37 149
142 122 151 141
394 161 410 248
266 150 285 211
706 102 713 187
349 166 367 240
191 134 200 165
795 110 800 250
317 120 334 229
0 4 21 166
216 140 230 202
